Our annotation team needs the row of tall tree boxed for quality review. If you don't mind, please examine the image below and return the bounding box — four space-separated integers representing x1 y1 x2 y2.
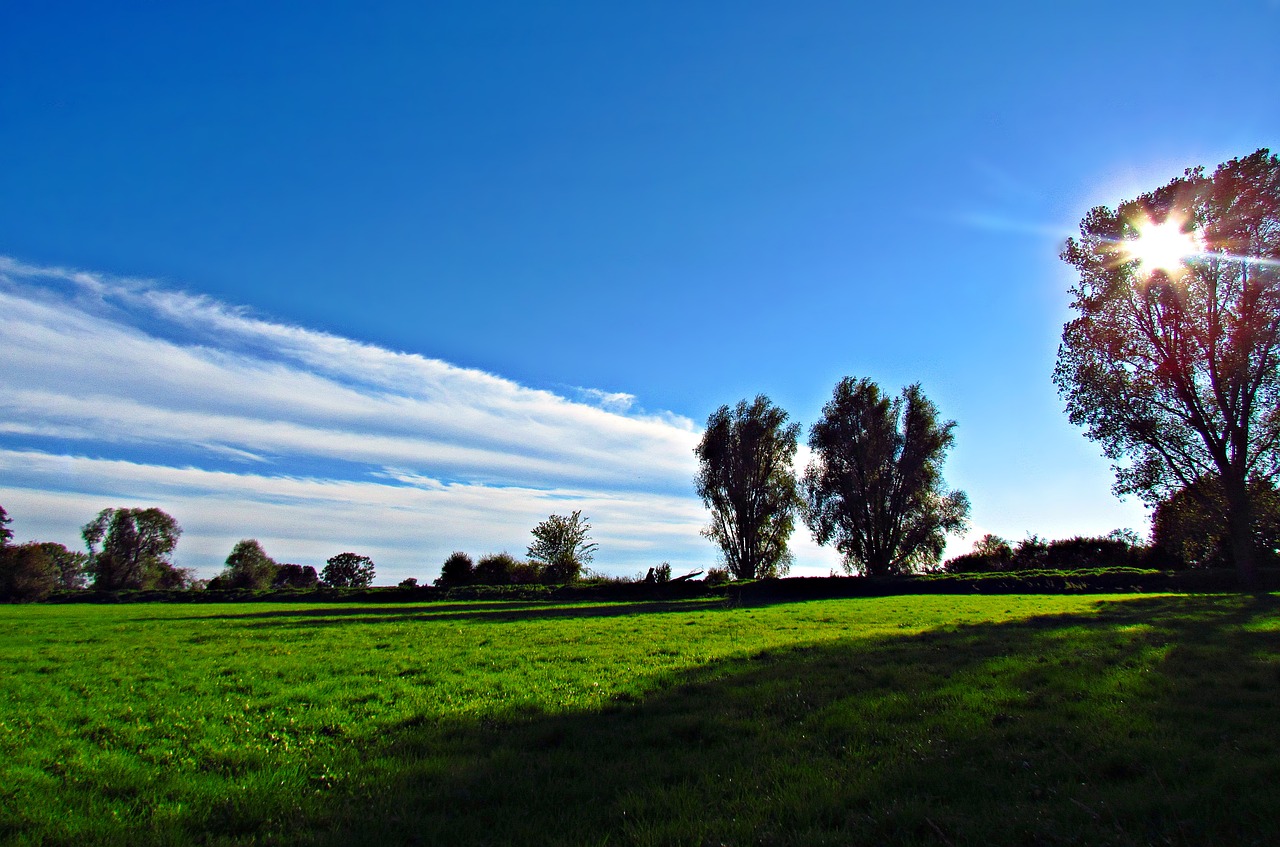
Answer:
695 380 970 579
694 150 1280 584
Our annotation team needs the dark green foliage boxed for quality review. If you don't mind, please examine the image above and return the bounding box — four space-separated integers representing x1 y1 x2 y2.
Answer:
33 542 89 589
803 378 970 575
0 505 11 547
321 553 376 588
945 533 1144 574
1055 149 1280 584
527 511 597 583
473 552 525 585
274 563 320 589
398 577 418 588
218 539 279 589
80 507 183 590
704 567 731 586
0 543 58 602
646 562 672 583
436 551 475 587
694 395 801 580
1152 478 1280 568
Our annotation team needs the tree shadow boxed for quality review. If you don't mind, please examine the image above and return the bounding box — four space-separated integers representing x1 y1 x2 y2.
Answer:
243 593 1278 845
143 598 731 627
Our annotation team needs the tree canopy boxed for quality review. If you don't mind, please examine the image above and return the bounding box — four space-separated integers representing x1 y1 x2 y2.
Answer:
218 539 279 589
694 395 801 580
802 378 969 575
81 507 184 590
1055 149 1280 584
321 552 376 588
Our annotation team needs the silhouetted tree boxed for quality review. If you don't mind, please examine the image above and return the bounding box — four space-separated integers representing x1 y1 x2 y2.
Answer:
435 551 475 587
321 552 376 588
219 539 279 589
527 511 597 583
0 505 12 547
0 543 58 602
803 378 970 575
81 507 183 590
1055 149 1280 585
694 395 801 580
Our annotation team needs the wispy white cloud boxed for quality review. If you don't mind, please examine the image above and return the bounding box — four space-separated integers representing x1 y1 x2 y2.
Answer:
0 258 847 581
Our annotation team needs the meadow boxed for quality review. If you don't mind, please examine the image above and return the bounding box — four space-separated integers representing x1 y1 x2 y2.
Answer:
2 593 1279 846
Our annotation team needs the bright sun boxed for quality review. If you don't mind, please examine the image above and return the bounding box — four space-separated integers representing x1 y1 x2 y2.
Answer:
1121 216 1202 276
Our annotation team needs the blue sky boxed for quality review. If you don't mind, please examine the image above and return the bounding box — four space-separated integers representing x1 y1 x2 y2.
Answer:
2 1 1278 581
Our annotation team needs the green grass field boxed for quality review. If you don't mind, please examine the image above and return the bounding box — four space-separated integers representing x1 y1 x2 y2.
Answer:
2 593 1279 846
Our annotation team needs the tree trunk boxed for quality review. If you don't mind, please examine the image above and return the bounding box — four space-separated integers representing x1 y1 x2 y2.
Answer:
1225 479 1258 589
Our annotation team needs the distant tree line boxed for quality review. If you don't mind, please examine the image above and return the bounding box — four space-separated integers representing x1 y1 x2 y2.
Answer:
0 504 621 601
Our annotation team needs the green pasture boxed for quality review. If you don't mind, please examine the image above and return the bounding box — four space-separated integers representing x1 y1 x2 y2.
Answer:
1 593 1278 845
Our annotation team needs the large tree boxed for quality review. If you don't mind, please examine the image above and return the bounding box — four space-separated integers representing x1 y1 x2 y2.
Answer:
694 395 801 580
1054 149 1280 585
81 507 183 590
802 379 969 575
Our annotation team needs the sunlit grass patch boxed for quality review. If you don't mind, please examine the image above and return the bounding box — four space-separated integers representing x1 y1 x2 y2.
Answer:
1 593 1278 844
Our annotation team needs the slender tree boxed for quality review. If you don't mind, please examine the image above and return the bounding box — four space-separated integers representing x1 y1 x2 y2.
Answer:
1055 149 1280 585
803 378 969 575
694 395 801 580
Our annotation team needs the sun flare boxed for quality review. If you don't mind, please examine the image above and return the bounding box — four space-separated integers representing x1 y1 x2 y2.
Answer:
1121 216 1202 276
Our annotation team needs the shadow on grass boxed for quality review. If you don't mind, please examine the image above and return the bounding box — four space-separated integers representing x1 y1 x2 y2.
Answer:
71 595 1280 845
142 598 731 627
